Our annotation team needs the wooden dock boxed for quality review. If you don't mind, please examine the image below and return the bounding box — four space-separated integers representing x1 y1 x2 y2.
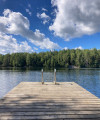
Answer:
0 82 100 119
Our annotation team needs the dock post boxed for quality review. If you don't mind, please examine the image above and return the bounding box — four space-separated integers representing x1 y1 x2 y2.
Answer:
41 69 44 84
54 69 56 84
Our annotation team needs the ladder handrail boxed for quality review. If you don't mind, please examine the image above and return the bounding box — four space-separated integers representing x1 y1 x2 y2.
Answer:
41 69 56 85
54 69 56 84
41 69 44 84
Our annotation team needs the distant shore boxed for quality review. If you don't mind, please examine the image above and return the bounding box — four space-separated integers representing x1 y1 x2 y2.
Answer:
0 49 100 68
0 66 100 71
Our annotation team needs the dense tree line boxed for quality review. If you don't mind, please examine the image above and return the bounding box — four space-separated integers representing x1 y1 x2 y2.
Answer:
0 48 100 68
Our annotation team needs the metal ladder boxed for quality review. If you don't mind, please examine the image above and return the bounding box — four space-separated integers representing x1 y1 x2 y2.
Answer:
41 69 56 85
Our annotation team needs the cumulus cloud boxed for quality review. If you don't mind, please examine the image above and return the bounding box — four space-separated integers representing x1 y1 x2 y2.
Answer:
75 46 83 50
50 0 100 41
42 8 48 12
0 32 33 54
33 47 38 51
0 9 60 53
37 12 50 24
28 4 31 8
63 47 68 50
26 9 32 16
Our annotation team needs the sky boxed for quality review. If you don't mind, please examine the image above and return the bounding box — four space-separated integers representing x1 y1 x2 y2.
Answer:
0 0 100 54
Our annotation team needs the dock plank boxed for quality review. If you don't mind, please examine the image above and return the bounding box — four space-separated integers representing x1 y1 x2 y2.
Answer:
0 82 100 120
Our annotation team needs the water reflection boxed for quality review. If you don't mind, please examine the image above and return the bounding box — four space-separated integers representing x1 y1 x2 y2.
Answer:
0 68 100 98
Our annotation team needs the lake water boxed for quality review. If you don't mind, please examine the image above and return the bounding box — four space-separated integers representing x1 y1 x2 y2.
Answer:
0 68 100 98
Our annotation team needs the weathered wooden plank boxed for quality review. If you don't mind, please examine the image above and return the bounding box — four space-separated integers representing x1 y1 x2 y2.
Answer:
1 100 100 102
0 82 99 119
0 102 100 105
0 105 100 109
0 111 100 115
2 98 98 102
0 108 100 112
0 114 100 119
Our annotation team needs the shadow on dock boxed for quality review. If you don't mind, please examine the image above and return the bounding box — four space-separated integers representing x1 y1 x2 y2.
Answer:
0 82 100 119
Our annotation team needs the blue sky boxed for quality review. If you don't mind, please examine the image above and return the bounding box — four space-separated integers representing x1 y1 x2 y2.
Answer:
0 0 100 54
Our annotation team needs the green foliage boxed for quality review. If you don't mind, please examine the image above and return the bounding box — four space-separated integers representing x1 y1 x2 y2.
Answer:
0 49 100 68
3 54 10 67
0 54 3 66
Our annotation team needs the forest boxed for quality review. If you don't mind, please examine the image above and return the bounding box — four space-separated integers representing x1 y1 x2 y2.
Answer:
0 48 100 68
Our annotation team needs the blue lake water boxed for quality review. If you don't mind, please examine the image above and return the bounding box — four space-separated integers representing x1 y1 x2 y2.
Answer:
0 68 100 98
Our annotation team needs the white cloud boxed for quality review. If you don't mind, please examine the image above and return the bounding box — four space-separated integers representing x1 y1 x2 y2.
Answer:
0 9 60 53
0 32 33 54
37 12 49 19
33 47 38 51
28 29 60 50
75 46 83 50
28 4 31 8
63 47 68 50
26 9 32 16
42 8 48 12
37 12 50 24
50 0 100 41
